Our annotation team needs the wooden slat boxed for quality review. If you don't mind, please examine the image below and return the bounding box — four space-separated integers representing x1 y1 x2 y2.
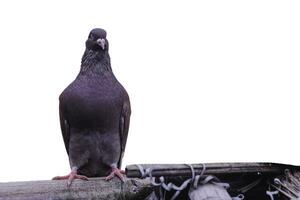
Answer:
126 162 295 178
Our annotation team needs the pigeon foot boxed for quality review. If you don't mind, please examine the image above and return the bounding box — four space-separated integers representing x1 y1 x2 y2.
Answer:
52 169 88 187
105 167 125 182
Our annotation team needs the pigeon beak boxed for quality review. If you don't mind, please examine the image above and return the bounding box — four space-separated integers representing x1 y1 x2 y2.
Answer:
96 38 106 50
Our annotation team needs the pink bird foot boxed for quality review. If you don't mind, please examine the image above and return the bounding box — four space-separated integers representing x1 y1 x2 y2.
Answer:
105 167 125 182
52 168 88 187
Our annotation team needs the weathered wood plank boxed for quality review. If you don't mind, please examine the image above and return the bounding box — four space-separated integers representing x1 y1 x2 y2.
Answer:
0 177 153 200
126 163 294 178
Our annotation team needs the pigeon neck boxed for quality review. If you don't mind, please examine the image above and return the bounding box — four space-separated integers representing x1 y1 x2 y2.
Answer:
80 49 112 75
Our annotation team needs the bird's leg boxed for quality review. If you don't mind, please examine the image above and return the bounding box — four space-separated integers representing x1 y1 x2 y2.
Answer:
105 166 125 182
52 167 88 187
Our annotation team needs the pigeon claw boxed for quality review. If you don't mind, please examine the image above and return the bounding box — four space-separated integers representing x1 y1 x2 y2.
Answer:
67 173 89 187
105 168 125 182
52 172 88 187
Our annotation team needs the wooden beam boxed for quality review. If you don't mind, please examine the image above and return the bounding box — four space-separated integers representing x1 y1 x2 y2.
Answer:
0 177 153 200
126 162 294 178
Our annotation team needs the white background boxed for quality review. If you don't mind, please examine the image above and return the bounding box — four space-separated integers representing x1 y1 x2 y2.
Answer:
0 1 299 182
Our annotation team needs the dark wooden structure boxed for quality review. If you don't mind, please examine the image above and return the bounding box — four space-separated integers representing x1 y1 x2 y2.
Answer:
126 163 298 200
126 162 289 178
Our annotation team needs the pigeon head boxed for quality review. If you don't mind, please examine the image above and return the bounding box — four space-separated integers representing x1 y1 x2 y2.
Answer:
80 28 112 73
85 28 108 51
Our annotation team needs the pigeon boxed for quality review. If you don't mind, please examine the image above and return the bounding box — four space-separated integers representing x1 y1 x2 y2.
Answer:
53 28 131 186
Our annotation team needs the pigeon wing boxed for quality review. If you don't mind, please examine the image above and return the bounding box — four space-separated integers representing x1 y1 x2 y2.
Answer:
59 101 70 155
118 97 131 168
